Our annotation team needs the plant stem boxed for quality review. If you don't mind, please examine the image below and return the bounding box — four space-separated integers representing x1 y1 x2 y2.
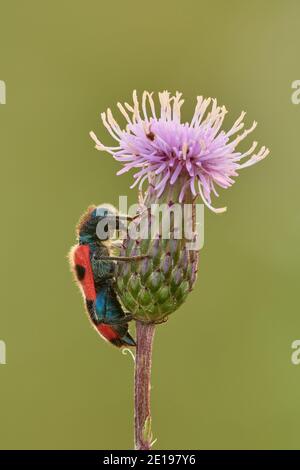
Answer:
134 321 156 450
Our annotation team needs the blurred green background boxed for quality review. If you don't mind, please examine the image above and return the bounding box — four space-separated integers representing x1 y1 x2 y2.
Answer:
0 0 299 450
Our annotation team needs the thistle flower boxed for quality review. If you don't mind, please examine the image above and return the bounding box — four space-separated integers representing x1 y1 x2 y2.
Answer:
90 91 269 450
90 91 269 324
90 90 269 214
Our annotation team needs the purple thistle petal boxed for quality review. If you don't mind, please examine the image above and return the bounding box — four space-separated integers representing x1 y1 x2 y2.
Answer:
91 91 269 211
170 162 182 185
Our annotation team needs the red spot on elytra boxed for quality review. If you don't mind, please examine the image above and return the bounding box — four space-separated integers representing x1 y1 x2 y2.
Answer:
97 324 119 341
74 245 96 300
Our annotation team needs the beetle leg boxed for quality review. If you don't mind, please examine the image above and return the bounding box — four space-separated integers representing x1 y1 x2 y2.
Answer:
104 314 133 325
97 255 149 262
117 207 150 222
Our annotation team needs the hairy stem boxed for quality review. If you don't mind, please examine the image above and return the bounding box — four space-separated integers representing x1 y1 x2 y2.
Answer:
134 321 155 450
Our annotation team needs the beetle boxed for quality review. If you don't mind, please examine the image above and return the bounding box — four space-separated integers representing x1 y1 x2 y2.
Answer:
69 204 145 348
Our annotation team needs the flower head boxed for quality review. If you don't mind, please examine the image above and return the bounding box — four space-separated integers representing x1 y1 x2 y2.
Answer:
90 91 269 212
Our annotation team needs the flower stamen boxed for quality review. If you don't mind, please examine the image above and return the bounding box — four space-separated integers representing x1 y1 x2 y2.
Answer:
90 91 269 211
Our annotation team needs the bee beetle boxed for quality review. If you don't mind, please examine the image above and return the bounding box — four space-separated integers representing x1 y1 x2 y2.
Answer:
69 204 144 348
